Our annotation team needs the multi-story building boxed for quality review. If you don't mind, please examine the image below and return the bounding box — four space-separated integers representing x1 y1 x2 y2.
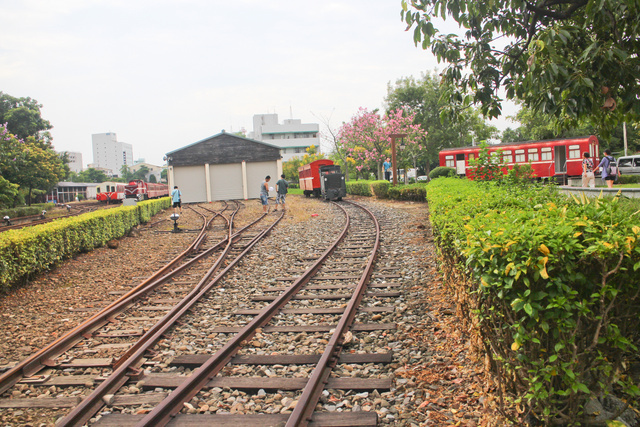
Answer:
59 151 83 173
250 114 320 161
91 132 133 177
131 161 165 183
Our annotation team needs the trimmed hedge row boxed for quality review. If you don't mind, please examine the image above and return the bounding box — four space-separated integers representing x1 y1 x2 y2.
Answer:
427 178 640 424
345 181 373 197
618 174 640 184
346 180 427 201
0 197 171 291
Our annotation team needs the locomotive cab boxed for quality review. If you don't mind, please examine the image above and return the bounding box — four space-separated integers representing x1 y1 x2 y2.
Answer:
319 165 346 201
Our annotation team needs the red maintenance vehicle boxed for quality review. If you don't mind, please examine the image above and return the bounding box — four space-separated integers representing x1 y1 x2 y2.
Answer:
298 159 346 201
96 182 126 203
439 136 600 180
124 180 169 200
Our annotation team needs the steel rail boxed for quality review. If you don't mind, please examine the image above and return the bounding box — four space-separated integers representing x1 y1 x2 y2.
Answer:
58 210 284 427
135 205 352 427
111 205 244 370
287 200 381 426
0 204 222 394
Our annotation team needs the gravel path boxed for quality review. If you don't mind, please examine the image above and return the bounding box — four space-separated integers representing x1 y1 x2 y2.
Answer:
0 196 491 426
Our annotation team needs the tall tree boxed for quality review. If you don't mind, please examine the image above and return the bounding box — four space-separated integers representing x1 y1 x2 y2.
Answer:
385 73 498 172
401 0 640 136
337 108 428 179
0 125 66 205
0 92 52 142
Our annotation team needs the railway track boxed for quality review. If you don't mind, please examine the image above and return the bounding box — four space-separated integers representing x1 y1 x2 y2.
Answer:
0 199 407 426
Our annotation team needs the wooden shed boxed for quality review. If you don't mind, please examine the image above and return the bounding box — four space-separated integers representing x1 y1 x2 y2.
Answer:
165 131 282 203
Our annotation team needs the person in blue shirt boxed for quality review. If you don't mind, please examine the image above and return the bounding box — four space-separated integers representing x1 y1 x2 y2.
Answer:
597 149 620 189
171 185 182 214
383 158 392 181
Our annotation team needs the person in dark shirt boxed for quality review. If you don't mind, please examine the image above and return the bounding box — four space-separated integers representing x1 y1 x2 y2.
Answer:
274 174 289 212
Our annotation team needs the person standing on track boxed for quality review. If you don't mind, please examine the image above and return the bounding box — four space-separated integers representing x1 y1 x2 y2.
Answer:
261 176 271 213
274 174 288 212
171 185 182 214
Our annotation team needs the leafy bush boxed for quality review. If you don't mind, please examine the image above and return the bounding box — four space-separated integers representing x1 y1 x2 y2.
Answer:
429 166 456 179
387 184 427 201
503 163 536 186
370 180 390 198
346 181 372 196
0 197 170 291
427 178 640 424
288 183 299 189
468 141 506 181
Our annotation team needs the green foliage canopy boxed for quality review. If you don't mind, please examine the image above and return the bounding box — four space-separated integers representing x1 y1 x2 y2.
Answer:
385 72 498 170
0 91 52 141
401 0 640 136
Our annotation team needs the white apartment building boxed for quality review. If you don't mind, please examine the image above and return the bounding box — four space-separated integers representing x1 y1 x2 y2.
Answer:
59 151 83 173
250 114 320 161
131 161 165 183
91 132 133 177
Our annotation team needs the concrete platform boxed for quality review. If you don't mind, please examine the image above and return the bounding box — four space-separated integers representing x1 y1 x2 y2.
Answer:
559 186 640 198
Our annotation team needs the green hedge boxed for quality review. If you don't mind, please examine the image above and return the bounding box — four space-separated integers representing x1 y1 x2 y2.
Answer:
370 180 390 198
618 174 640 184
346 180 373 196
387 184 427 201
429 166 456 179
0 197 170 291
427 178 640 424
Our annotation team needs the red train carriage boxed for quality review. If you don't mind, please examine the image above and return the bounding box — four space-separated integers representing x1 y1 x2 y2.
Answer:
439 136 599 179
299 159 335 197
96 182 126 203
124 180 169 200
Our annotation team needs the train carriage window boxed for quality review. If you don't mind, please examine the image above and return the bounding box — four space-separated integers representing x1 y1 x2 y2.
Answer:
568 145 581 159
528 148 539 162
445 155 455 168
515 149 525 163
541 147 552 161
468 153 474 162
502 150 513 163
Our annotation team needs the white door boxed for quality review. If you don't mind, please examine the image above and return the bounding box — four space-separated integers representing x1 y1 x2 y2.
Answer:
210 163 244 201
246 161 279 199
173 165 207 203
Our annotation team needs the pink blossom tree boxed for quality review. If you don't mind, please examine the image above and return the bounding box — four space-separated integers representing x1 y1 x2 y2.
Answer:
337 108 427 180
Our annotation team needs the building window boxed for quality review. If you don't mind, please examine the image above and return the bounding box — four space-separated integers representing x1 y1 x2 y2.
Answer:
502 150 513 163
541 147 552 161
568 145 581 159
515 149 525 163
445 155 455 168
528 148 539 162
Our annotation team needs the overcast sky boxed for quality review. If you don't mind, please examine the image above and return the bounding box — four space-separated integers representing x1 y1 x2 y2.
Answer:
1 0 515 167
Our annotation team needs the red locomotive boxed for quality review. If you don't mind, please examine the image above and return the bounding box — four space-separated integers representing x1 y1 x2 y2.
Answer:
439 136 600 179
299 160 335 197
124 180 169 200
96 182 126 203
298 159 346 200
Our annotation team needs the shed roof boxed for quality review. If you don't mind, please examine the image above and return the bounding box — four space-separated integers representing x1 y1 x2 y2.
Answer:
166 131 281 167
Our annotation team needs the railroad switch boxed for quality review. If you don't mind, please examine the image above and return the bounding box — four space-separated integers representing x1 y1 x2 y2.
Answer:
170 213 181 232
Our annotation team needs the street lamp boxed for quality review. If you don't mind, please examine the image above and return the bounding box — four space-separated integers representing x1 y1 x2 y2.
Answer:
389 133 407 186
